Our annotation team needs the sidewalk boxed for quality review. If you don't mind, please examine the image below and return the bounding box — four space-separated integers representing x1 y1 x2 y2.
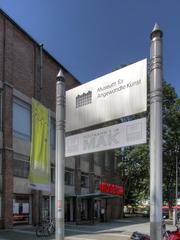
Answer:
0 217 177 240
0 229 54 240
0 224 53 240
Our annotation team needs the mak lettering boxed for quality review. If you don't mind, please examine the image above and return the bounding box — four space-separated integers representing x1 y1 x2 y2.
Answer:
65 118 146 157
83 130 120 150
99 181 124 195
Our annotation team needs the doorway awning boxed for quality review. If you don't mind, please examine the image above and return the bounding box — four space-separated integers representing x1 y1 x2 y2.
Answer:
76 192 122 200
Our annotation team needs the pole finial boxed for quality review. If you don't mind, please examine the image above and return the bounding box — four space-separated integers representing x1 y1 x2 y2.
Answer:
150 23 163 39
57 69 65 81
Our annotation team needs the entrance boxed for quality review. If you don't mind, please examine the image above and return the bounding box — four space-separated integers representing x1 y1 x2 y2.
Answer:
13 195 31 224
65 197 74 222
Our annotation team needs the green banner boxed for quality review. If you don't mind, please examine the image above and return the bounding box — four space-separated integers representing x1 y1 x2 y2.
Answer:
29 98 50 191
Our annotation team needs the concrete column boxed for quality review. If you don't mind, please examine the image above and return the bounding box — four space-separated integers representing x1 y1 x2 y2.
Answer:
2 83 13 229
89 155 94 193
75 156 81 223
32 190 40 225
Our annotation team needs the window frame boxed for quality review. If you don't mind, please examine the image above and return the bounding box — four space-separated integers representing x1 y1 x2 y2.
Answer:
81 173 89 188
65 169 74 186
50 117 56 150
13 98 31 140
13 153 30 178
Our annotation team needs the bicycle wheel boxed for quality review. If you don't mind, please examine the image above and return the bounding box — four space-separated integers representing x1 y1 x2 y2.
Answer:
36 224 50 237
36 225 44 237
163 231 170 240
48 224 55 235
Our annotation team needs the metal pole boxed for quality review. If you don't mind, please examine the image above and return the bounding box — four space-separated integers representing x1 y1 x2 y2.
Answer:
176 151 178 205
150 23 163 240
175 145 178 224
56 69 65 240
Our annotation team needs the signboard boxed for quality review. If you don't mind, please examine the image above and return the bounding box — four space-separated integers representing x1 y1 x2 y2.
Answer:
66 59 147 132
66 117 146 157
99 181 124 196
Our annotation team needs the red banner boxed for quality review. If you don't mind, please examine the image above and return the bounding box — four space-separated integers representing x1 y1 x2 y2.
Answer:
99 181 124 196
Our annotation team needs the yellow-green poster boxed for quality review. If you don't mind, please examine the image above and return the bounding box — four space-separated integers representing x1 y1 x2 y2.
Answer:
29 98 50 191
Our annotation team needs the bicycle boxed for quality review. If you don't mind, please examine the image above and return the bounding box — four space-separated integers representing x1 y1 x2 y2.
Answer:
130 218 167 240
47 218 55 235
130 231 150 240
36 218 55 237
163 226 180 240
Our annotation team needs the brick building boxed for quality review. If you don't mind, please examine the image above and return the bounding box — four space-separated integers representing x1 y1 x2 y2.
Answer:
0 9 123 229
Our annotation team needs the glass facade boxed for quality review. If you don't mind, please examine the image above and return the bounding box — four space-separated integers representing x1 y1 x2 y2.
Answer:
0 195 1 218
13 98 31 140
13 153 29 178
81 173 89 188
50 118 55 149
13 196 30 224
65 170 74 186
0 91 2 130
51 165 55 183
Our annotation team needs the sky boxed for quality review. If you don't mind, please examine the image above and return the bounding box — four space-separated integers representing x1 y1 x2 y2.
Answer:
0 0 179 96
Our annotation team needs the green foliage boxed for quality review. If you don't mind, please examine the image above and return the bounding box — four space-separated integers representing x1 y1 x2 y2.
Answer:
117 80 180 208
162 82 180 206
117 144 149 207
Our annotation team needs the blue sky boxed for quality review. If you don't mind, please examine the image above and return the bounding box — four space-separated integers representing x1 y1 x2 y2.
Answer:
0 0 179 96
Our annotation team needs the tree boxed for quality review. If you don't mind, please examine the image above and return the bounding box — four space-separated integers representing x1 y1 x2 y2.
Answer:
162 82 180 215
117 80 180 213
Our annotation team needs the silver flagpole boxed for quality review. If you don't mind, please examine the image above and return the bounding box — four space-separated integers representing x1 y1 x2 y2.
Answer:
150 23 163 239
56 69 65 240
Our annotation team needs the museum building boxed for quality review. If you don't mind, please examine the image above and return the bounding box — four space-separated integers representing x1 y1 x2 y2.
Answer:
0 9 123 229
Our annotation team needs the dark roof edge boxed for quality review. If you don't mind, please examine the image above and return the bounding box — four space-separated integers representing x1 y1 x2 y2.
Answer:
0 8 81 85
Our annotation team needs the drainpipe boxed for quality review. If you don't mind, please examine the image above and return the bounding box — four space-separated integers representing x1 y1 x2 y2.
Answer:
38 43 43 224
40 44 43 95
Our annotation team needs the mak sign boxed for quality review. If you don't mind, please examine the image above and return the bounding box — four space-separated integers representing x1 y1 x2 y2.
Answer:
66 59 147 132
99 181 124 196
66 118 146 157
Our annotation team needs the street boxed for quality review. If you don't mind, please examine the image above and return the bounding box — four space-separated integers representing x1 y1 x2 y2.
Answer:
0 217 176 240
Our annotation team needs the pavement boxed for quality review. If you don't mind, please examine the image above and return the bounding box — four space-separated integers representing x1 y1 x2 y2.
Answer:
0 217 177 240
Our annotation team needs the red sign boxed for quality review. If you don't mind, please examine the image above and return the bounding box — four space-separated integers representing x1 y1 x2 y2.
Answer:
99 181 124 196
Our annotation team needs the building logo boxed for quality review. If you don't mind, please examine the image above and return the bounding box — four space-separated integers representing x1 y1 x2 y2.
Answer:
99 181 124 196
76 91 92 108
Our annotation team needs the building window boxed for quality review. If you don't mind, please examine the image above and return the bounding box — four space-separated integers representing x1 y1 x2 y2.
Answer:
0 195 1 218
105 151 111 169
65 170 74 186
95 176 101 191
13 98 31 140
13 153 29 178
50 118 55 149
0 91 2 131
94 153 102 166
42 196 50 219
51 165 55 183
81 173 89 188
13 196 30 224
0 150 2 174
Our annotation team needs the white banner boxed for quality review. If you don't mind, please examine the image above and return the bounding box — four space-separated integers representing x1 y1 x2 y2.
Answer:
66 59 147 132
66 118 146 157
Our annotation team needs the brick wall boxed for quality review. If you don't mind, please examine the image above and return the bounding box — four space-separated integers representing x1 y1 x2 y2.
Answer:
0 9 80 229
12 27 35 97
0 14 4 82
